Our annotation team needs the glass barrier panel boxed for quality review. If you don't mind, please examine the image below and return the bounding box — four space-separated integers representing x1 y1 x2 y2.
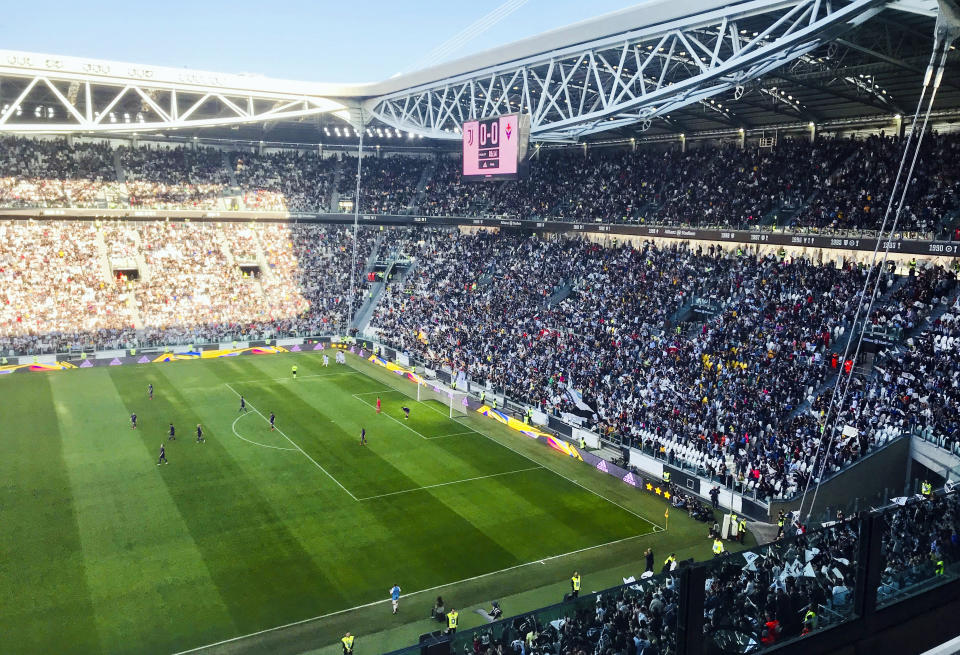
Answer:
875 490 960 610
702 516 862 653
404 571 681 655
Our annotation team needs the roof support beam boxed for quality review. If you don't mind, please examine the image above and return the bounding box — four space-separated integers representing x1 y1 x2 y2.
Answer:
773 72 903 114
370 0 888 141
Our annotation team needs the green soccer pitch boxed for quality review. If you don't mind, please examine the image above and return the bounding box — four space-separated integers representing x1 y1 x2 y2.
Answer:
0 352 746 654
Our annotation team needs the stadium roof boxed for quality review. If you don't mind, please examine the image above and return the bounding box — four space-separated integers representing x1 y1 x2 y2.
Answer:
0 0 956 145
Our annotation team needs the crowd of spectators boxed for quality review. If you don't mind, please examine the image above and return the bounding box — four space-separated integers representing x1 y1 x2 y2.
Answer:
704 517 859 647
418 134 959 236
0 134 957 236
878 490 960 605
119 145 230 210
371 232 960 499
0 137 117 208
796 133 960 235
448 574 678 655
0 220 135 353
339 154 428 214
232 150 338 211
452 488 957 653
0 220 374 354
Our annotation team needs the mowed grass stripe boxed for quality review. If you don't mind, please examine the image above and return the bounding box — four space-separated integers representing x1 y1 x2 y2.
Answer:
49 369 236 655
232 373 531 498
1 355 675 655
161 357 533 613
0 374 102 654
108 364 354 643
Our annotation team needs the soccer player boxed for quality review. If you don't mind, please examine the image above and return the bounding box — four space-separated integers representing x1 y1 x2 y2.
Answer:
269 412 276 431
376 396 381 414
168 423 176 440
148 383 153 400
390 584 401 614
402 406 410 420
196 423 205 443
130 412 137 429
323 354 329 367
239 395 247 413
157 443 168 465
360 427 367 445
292 364 298 379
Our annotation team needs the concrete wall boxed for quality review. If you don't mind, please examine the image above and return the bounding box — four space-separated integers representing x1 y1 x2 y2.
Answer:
769 436 911 520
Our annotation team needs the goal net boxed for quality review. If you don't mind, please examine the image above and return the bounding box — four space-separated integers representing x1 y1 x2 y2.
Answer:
416 379 469 418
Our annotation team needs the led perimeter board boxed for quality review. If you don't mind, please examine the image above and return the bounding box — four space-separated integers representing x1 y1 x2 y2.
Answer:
462 113 530 182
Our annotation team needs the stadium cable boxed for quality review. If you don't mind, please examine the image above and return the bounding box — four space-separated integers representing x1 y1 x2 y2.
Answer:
797 40 948 522
397 0 532 75
348 109 365 328
796 32 955 523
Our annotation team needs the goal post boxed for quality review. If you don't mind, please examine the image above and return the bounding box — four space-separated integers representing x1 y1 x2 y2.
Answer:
418 380 468 418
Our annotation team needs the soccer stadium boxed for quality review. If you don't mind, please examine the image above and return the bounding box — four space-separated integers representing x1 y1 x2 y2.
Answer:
2 0 960 653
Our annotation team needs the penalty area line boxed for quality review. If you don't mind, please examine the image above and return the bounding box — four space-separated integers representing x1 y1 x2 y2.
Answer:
413 395 665 532
355 465 543 501
168 530 655 655
351 393 429 440
224 383 359 501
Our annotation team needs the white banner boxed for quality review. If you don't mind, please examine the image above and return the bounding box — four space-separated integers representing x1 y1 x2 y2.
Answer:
275 337 304 346
396 352 410 366
95 349 127 359
629 448 663 478
531 410 549 427
220 341 249 350
573 427 601 449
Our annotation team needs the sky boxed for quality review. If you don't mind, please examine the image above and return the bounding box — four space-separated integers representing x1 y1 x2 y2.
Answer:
1 0 637 83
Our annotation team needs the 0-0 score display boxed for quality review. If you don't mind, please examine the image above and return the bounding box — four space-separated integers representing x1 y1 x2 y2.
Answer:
462 114 521 181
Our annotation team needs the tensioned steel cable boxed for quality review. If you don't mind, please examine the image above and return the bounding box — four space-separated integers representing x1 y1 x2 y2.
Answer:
348 110 365 332
795 37 949 523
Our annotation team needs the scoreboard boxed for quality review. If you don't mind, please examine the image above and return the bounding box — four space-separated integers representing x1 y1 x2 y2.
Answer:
461 113 529 182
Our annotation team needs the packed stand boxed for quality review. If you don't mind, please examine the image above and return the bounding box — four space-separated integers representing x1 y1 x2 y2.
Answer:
0 137 116 208
0 220 136 354
704 518 860 647
448 574 678 655
372 234 960 500
119 145 229 209
795 133 960 236
0 220 378 354
877 490 960 605
339 155 427 214
232 150 338 212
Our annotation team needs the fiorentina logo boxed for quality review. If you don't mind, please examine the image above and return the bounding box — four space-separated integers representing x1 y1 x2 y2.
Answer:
505 122 512 140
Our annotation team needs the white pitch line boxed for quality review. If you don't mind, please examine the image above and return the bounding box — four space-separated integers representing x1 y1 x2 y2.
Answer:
352 389 398 396
356 466 543 501
228 372 352 385
230 413 297 451
224 383 359 501
168 530 654 655
344 358 663 531
351 393 429 440
413 397 663 531
433 430 479 438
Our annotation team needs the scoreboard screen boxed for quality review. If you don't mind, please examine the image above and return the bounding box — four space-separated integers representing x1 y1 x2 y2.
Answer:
461 113 529 182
